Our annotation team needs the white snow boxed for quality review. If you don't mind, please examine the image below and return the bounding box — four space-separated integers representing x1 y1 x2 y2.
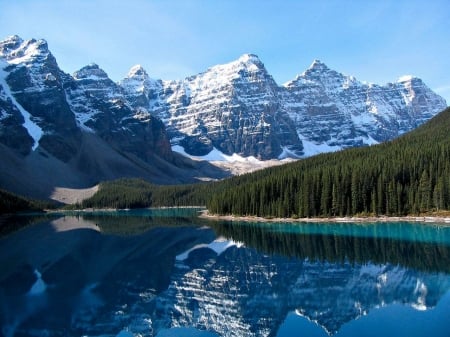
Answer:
298 134 342 157
176 237 243 261
278 146 301 159
0 60 43 150
28 270 47 295
156 327 219 337
172 145 261 163
6 41 43 65
412 280 428 311
397 75 414 82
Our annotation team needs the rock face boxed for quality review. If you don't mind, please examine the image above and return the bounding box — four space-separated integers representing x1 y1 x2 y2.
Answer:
121 56 446 159
282 61 446 156
0 35 80 161
135 54 301 159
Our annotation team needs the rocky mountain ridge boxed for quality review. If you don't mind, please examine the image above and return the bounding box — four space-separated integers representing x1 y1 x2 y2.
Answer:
0 35 447 197
0 35 226 199
121 54 447 159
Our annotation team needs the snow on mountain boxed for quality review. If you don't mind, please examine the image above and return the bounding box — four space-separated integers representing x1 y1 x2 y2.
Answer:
0 35 80 160
0 59 43 150
0 35 447 166
0 36 229 196
121 56 447 160
122 53 301 159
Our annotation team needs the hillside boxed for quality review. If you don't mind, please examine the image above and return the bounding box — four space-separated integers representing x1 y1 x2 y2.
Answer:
80 106 450 219
206 106 450 217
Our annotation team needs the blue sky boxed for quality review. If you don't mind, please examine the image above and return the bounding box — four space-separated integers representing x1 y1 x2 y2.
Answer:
1 0 449 103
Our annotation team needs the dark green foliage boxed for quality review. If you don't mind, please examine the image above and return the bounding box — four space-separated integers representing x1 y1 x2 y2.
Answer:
79 178 211 209
207 107 450 217
0 189 50 214
212 221 450 273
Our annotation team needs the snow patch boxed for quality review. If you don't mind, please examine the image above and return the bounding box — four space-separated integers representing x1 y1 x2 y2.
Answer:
172 145 261 163
298 135 342 157
0 60 43 150
176 237 243 261
28 270 47 296
278 146 301 159
412 280 428 311
397 75 414 82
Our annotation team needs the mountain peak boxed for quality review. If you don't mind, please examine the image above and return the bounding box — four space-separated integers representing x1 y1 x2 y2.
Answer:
238 53 261 63
73 63 109 80
308 59 330 71
1 35 23 47
397 75 420 83
127 64 148 78
0 35 23 57
0 36 49 62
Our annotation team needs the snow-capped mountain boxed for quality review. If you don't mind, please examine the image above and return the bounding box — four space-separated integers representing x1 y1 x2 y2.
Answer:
0 35 447 197
282 60 446 156
120 53 302 159
0 36 227 198
120 55 446 159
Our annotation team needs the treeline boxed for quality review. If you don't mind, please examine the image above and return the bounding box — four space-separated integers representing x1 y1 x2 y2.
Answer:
207 107 450 217
0 189 51 214
78 178 211 209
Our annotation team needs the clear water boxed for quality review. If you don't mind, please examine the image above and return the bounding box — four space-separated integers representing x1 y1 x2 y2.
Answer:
0 209 449 337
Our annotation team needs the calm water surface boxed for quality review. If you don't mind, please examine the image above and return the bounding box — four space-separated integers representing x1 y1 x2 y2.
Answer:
0 209 449 337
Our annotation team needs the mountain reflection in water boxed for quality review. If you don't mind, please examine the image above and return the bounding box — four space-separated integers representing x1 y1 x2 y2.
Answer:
0 210 449 337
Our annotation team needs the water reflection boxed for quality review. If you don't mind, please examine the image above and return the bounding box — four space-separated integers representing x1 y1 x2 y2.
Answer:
0 211 448 337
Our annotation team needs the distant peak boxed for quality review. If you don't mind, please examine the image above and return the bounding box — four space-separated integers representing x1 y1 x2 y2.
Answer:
74 63 109 80
238 53 261 63
127 64 148 78
0 35 24 56
2 35 23 45
308 59 329 71
27 38 49 51
397 75 418 83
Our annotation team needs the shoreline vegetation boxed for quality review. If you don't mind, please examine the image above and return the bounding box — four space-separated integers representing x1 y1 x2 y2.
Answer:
199 210 450 224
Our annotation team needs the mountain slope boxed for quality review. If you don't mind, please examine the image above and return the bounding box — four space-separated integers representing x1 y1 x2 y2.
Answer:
206 106 450 217
0 36 228 199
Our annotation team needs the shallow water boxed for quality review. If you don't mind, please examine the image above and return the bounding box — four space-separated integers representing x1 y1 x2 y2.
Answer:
0 209 449 337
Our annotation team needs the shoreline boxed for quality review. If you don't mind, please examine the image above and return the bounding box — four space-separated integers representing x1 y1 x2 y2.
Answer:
199 210 450 224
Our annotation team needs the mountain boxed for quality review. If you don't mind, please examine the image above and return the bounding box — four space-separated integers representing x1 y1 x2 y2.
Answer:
120 55 446 159
0 36 227 199
0 35 446 198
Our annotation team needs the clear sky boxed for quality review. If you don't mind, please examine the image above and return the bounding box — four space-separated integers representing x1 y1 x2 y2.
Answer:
0 0 449 103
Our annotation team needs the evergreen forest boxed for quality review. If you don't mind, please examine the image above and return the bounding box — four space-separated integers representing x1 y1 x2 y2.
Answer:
207 107 450 217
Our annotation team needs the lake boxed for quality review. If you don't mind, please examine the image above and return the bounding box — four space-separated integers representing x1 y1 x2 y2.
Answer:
0 208 449 337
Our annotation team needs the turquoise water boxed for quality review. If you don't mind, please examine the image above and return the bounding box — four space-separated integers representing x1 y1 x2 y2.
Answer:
234 220 450 245
0 209 449 337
